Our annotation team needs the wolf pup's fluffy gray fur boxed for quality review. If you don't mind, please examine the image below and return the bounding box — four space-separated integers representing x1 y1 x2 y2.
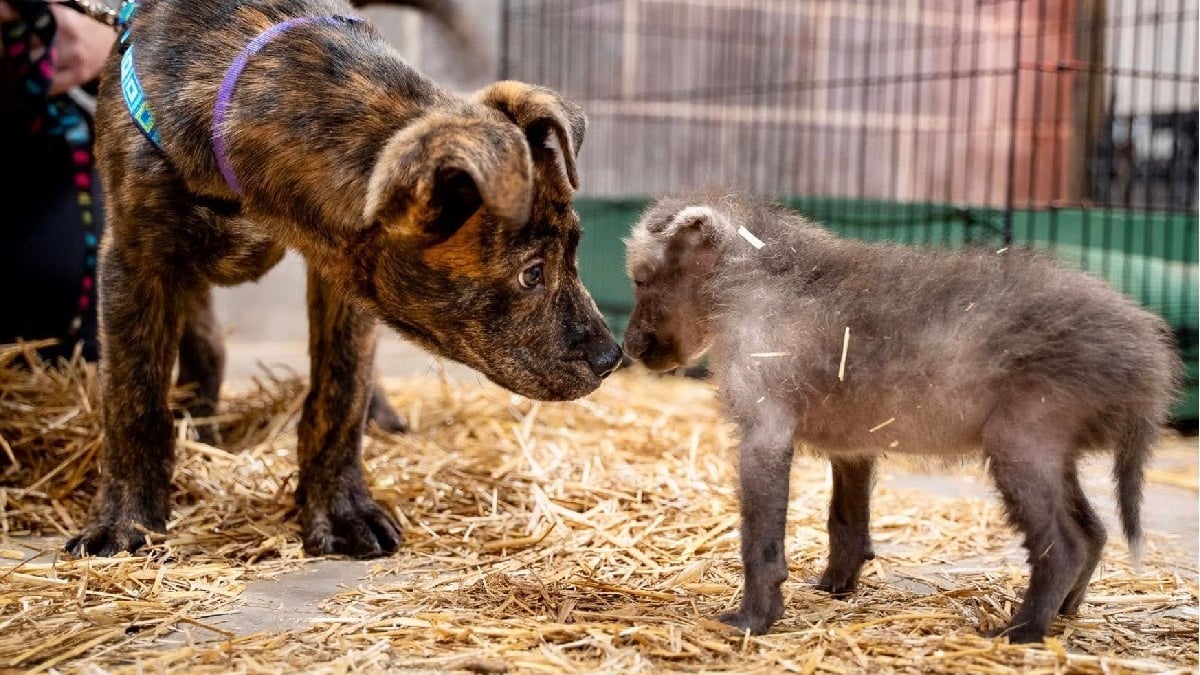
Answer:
622 190 1181 643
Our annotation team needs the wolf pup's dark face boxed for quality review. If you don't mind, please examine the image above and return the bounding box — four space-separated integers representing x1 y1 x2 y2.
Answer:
358 82 621 401
622 204 723 372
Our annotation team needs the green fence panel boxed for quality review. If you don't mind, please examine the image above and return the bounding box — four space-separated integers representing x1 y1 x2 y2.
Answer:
576 199 647 338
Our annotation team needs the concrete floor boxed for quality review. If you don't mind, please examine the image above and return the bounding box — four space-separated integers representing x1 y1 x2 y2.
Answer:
152 437 1198 639
10 446 1195 642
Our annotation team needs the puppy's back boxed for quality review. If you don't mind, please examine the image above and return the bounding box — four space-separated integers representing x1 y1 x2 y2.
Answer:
103 0 449 209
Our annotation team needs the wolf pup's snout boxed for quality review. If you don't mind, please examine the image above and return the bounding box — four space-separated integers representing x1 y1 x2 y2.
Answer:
621 327 650 362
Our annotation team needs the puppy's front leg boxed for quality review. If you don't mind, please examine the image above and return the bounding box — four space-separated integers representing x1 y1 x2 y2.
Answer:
719 410 796 635
296 266 402 558
66 251 190 556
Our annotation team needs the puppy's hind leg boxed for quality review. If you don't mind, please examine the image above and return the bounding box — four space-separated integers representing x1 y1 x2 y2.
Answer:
296 265 403 558
367 374 407 434
177 288 225 445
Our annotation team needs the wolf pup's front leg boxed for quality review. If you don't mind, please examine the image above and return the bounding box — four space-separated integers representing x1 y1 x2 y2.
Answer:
719 406 797 635
295 266 402 558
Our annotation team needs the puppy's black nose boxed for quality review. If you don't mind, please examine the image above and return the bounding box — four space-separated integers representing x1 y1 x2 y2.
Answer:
588 341 623 379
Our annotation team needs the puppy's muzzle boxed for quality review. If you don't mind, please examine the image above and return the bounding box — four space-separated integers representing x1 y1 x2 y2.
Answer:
586 339 623 378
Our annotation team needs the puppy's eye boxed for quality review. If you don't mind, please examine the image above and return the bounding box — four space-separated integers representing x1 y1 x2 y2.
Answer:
518 261 544 289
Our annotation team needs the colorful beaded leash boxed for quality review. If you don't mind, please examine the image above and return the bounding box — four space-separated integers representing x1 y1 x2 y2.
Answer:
2 1 100 338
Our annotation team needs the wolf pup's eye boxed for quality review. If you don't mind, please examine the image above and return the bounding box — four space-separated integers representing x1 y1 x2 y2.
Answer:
518 261 544 289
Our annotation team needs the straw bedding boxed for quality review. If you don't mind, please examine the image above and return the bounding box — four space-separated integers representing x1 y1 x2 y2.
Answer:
1 341 1196 673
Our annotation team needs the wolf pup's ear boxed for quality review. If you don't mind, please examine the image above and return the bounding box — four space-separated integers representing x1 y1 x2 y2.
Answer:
664 205 728 248
474 81 587 191
363 113 534 241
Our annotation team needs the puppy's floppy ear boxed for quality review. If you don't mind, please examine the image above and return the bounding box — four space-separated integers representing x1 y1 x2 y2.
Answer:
363 112 533 239
474 81 586 190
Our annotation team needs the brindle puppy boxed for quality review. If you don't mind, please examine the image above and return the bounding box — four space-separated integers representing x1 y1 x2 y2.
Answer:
623 190 1180 643
66 0 621 559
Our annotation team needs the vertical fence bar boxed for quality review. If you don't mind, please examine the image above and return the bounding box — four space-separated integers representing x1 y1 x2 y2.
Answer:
856 0 873 237
886 1 906 223
1144 0 1164 315
1003 0 1026 246
909 0 927 245
499 0 512 80
943 0 964 246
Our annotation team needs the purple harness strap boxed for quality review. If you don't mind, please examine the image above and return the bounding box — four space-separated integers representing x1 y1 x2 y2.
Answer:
212 15 360 196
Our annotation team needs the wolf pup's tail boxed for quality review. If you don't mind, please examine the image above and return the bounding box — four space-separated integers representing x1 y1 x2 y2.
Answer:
1114 415 1157 566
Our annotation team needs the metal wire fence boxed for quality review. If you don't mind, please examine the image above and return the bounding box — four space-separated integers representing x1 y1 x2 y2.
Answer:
502 2 1195 203
500 0 1198 421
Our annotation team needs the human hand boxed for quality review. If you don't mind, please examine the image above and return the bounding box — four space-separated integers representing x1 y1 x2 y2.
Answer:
46 2 116 94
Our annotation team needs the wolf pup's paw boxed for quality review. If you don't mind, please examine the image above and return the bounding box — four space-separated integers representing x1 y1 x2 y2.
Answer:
717 606 782 636
814 565 863 597
1058 587 1088 616
815 545 874 596
718 588 785 636
983 622 1047 644
65 521 155 557
301 492 403 558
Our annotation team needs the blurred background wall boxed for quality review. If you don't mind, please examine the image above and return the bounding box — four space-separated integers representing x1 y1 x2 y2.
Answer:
212 0 1198 423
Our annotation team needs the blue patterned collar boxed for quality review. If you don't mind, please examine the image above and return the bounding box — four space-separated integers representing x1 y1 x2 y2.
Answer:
115 1 162 148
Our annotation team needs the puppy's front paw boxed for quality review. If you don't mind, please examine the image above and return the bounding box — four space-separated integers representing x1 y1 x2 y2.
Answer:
301 493 403 558
65 521 155 557
65 485 168 557
717 607 781 636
